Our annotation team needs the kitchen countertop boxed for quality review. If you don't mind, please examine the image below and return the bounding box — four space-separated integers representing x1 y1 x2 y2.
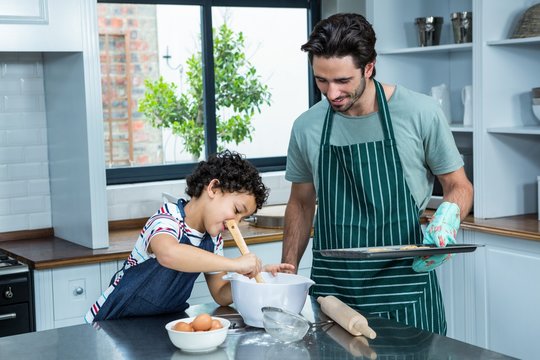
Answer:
0 297 516 359
0 213 539 270
0 221 285 270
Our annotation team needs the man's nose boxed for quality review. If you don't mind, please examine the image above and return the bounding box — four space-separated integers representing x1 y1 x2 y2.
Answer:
326 83 341 99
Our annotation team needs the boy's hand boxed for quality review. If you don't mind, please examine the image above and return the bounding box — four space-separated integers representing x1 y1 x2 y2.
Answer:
263 263 296 276
413 201 460 272
234 253 262 278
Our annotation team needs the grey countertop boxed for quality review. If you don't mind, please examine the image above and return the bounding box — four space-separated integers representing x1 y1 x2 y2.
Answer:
0 297 516 360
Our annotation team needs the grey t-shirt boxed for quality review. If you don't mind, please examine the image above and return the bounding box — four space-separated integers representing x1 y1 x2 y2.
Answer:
285 85 463 212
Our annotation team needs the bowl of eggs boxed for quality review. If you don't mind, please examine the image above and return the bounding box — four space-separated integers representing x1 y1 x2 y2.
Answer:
165 313 230 353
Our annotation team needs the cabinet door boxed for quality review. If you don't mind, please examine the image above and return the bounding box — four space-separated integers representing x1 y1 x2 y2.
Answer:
52 264 101 327
99 260 121 292
435 229 477 343
473 232 540 360
0 0 83 51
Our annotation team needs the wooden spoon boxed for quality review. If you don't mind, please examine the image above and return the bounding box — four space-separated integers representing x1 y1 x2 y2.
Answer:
225 219 265 283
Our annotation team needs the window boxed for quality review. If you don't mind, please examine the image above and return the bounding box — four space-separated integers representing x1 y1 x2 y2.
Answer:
98 0 320 185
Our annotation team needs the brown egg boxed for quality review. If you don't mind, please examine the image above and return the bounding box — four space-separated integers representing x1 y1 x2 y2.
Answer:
173 321 193 332
210 319 223 330
191 313 212 331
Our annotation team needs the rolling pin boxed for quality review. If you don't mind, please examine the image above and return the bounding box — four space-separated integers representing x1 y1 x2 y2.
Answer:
225 219 265 283
317 295 376 339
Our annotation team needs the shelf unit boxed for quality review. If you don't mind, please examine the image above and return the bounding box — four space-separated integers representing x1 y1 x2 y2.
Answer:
367 0 540 219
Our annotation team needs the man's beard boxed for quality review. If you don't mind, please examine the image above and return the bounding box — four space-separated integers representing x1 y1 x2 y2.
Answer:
331 76 366 113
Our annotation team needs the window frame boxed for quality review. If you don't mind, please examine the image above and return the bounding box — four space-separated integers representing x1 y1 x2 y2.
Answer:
100 0 321 185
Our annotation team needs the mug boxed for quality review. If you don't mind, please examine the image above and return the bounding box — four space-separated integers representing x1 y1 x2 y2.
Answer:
462 85 472 126
431 83 452 124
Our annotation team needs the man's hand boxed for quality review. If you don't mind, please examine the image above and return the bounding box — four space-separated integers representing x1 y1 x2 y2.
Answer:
413 202 460 272
263 263 296 276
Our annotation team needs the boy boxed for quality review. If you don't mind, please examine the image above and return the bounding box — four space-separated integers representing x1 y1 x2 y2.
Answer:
86 150 293 322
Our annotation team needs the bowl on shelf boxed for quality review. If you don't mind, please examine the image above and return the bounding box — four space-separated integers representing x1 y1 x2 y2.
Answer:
533 104 540 123
165 316 230 353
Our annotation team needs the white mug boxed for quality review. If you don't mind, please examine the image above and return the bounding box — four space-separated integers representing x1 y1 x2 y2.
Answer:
462 85 472 126
431 83 452 124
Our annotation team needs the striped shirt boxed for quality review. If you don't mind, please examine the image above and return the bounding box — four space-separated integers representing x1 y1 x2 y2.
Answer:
84 201 223 323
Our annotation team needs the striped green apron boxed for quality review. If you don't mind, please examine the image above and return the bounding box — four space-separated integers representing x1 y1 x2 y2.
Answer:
312 80 446 334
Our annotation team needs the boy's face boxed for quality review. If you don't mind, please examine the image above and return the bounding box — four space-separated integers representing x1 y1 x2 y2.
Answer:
205 190 257 237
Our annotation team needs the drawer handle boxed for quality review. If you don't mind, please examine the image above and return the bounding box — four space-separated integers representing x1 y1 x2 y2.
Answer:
0 313 16 321
74 287 84 296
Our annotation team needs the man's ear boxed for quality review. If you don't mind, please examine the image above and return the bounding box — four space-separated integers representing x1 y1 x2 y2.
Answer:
206 178 220 198
364 61 375 78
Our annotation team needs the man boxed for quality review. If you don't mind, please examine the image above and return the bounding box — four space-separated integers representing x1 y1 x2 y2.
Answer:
281 13 473 334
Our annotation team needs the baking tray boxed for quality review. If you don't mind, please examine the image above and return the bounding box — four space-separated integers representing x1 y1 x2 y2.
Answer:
318 244 482 259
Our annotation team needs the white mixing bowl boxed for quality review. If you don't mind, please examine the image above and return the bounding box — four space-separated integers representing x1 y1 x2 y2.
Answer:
223 272 315 328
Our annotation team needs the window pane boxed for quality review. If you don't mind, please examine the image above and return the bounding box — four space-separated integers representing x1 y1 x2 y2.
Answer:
97 3 202 168
211 7 308 158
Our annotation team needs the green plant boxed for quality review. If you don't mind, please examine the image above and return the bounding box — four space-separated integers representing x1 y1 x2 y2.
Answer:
138 23 272 159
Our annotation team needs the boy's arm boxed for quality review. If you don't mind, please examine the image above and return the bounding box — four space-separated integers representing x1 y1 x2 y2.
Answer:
150 234 238 273
205 272 232 306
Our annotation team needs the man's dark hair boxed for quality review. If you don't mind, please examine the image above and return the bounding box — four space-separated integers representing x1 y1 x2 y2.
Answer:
301 13 377 78
186 150 269 210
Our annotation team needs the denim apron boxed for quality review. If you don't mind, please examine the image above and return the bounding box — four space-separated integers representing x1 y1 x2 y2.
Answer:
311 80 446 334
94 199 214 321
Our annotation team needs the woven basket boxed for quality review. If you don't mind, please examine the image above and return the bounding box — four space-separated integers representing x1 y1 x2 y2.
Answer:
511 3 540 38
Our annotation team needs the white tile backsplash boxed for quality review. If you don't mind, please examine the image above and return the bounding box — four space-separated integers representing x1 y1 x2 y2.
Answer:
0 53 51 231
106 172 292 221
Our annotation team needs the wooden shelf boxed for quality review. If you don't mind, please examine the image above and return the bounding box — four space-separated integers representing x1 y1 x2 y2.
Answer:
487 36 540 46
379 43 472 55
487 126 540 135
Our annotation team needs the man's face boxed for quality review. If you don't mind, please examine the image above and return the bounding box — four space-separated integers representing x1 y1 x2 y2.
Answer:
312 55 368 116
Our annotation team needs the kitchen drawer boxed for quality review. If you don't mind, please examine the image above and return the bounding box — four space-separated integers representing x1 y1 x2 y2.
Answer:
0 303 31 337
52 264 101 321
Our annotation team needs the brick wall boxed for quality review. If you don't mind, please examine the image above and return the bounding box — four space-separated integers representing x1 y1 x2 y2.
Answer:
97 3 162 167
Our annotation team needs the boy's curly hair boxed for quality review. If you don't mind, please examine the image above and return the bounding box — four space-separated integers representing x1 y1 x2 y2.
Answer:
186 150 269 210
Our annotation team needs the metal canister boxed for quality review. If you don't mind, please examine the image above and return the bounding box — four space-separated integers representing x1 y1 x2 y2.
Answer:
415 16 444 46
451 12 473 43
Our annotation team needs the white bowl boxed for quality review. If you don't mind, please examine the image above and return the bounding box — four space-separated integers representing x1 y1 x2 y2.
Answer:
165 316 230 353
533 104 540 123
223 272 315 328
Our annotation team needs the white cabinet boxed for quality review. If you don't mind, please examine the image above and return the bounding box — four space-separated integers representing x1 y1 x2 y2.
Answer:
366 0 540 219
437 230 540 360
189 240 313 305
0 0 83 51
472 232 540 360
34 260 121 330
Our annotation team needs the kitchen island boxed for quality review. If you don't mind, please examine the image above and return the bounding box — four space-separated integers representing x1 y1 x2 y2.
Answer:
0 297 515 359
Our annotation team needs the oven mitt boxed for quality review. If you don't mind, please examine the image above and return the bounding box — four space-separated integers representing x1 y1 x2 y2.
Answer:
412 201 461 272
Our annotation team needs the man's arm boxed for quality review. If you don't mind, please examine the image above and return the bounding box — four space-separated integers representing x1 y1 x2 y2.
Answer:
281 182 317 272
437 167 474 220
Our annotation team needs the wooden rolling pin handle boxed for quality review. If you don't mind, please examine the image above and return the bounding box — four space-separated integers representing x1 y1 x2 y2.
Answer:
225 220 264 283
317 296 377 339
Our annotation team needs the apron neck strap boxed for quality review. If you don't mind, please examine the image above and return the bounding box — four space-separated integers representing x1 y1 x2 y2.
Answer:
373 79 396 140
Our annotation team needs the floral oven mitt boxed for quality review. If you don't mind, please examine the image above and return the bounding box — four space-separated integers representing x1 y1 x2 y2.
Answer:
412 202 461 272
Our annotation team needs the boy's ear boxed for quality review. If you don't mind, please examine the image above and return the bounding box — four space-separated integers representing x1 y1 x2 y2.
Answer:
206 179 221 198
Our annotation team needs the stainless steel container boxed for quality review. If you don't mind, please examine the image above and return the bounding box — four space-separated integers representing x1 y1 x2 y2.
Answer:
415 16 443 46
451 12 473 43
